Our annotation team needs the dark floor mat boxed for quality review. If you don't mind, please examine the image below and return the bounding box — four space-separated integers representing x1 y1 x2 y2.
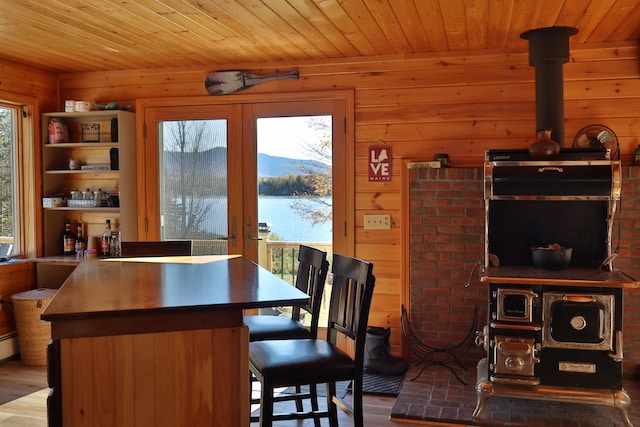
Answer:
347 372 406 396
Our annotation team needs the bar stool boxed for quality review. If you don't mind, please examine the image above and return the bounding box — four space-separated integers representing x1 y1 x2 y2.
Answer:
249 253 375 427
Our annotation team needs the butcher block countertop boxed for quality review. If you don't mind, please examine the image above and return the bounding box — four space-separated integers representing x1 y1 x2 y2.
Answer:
42 255 308 321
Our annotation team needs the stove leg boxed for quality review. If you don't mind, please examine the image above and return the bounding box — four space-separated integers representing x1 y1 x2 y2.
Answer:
473 358 492 419
614 389 633 427
473 378 494 419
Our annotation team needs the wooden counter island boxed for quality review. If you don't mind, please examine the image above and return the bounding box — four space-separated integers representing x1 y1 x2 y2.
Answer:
41 255 309 427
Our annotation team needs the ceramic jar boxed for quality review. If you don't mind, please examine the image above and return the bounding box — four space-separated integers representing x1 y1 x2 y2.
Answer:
528 129 560 160
48 118 69 144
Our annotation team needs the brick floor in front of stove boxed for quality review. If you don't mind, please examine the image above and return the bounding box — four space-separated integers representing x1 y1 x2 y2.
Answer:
391 358 640 426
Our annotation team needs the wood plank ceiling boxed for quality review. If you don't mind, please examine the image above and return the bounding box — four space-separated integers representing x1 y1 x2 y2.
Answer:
0 0 638 74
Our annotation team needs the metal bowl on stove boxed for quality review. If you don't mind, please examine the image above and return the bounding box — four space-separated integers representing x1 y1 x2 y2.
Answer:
531 245 572 270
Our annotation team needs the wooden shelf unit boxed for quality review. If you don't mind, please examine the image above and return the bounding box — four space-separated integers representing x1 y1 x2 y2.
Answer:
42 111 137 256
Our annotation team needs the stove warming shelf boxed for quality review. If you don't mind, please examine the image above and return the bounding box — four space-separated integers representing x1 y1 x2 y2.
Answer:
482 266 638 288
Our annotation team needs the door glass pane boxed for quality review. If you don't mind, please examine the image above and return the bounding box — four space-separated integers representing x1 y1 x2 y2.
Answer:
257 116 332 245
158 119 228 255
256 115 333 319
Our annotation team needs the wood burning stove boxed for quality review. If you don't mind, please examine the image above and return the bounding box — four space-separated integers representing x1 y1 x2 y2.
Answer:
474 149 636 426
471 26 637 425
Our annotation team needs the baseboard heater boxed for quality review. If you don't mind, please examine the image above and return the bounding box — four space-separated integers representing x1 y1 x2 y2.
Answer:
0 332 19 360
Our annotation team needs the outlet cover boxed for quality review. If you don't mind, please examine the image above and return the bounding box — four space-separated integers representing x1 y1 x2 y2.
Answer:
364 214 391 230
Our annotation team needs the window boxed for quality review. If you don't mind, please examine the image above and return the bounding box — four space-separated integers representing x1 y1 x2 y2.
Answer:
0 105 17 255
0 98 34 258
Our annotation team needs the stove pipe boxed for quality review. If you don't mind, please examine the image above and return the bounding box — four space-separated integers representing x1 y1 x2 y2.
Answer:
520 26 578 147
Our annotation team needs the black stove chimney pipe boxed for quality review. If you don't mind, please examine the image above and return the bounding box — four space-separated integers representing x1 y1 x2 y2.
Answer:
520 26 577 147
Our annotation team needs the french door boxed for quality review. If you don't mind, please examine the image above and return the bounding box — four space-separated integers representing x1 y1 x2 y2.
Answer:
139 93 351 263
141 104 245 254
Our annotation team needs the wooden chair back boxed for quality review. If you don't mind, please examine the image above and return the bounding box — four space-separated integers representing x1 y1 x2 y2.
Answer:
327 253 375 368
291 245 329 339
120 240 192 257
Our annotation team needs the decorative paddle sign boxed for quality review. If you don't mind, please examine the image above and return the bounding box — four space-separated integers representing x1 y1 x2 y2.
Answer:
368 146 392 181
204 70 299 95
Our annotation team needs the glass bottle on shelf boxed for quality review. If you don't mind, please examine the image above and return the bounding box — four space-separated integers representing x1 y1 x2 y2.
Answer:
101 219 112 257
75 222 86 258
62 219 76 256
93 190 101 207
110 229 121 257
94 188 108 207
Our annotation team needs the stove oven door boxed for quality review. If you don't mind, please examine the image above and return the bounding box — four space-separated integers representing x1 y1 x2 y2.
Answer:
540 290 622 390
542 292 614 351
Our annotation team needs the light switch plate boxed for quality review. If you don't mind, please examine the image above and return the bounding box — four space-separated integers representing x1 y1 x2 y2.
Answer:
364 214 391 229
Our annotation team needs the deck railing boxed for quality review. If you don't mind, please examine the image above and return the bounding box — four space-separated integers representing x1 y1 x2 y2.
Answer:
190 238 332 281
258 239 333 323
260 240 332 284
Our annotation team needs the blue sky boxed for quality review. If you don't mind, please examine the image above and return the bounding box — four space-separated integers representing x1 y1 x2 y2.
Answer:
257 116 330 160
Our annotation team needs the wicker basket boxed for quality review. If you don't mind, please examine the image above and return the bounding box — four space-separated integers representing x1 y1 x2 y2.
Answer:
11 288 58 366
81 122 100 142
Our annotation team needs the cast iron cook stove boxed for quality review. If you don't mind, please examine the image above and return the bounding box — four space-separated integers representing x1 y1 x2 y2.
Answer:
473 148 637 426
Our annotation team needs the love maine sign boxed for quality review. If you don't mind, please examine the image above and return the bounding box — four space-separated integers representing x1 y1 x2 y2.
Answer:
368 146 392 182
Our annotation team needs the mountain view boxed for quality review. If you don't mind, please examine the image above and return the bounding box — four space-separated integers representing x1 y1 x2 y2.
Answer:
164 147 326 178
257 152 325 177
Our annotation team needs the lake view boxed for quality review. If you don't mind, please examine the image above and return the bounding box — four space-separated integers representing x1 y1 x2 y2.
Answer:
259 196 332 243
177 196 332 243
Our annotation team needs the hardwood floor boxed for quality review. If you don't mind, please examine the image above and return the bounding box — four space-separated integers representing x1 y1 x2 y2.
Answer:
0 358 47 426
0 356 427 427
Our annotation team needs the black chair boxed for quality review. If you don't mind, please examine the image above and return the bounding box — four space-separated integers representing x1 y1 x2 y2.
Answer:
245 245 329 415
249 253 375 427
120 240 192 257
244 244 329 342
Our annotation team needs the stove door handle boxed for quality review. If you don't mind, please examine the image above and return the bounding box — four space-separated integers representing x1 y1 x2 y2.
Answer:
537 166 563 173
610 330 624 362
561 294 595 303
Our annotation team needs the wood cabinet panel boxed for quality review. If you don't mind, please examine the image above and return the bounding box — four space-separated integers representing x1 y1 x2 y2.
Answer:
36 262 77 289
0 261 36 336
59 327 248 427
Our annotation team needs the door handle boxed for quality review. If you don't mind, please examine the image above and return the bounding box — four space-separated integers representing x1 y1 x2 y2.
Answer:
247 216 263 244
216 216 237 246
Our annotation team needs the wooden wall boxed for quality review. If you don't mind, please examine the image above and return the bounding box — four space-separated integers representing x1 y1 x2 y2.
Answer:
0 58 57 337
0 57 58 109
48 40 640 355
